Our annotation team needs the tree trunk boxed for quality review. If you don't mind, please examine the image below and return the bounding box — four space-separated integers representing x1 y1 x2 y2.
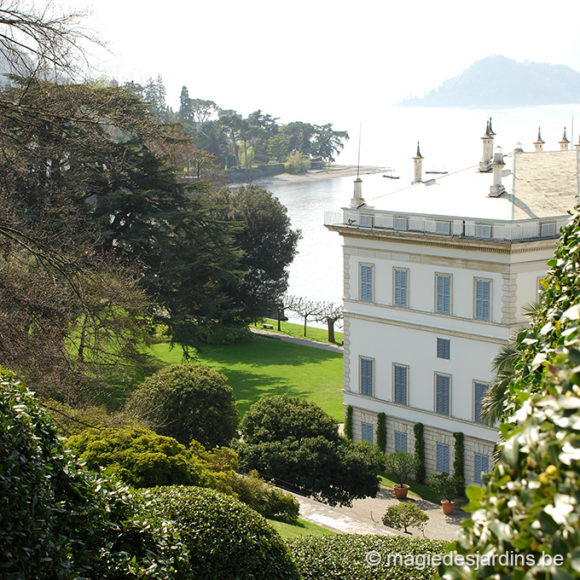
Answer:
327 319 335 343
303 315 308 337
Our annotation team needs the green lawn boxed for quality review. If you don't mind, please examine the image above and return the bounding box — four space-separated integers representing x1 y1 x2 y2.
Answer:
268 518 337 538
149 335 344 420
254 318 343 345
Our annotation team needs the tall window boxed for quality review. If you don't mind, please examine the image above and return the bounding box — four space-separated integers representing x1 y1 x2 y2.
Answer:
393 364 408 405
360 357 374 397
395 431 408 452
436 442 450 473
437 338 451 360
435 274 451 314
475 279 491 321
361 422 374 443
360 264 373 302
474 452 490 484
435 373 450 415
394 268 408 307
474 381 489 424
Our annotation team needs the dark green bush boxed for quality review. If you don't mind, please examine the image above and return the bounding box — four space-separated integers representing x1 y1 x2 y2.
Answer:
414 423 425 484
453 431 465 497
288 535 447 579
148 485 300 579
128 364 239 448
66 427 209 488
344 404 353 440
376 412 387 453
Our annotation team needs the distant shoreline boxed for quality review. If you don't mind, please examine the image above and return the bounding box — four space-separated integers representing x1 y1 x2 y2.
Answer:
249 165 388 187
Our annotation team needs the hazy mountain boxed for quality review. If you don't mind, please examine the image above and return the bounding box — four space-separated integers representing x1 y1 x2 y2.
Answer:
399 55 580 107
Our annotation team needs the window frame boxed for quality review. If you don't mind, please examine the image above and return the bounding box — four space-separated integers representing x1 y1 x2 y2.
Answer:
359 263 374 302
359 356 375 397
435 272 452 315
393 267 409 308
474 452 490 484
394 430 408 452
436 442 450 473
392 363 409 406
474 277 492 322
434 372 451 416
361 422 374 443
473 380 489 424
437 337 451 360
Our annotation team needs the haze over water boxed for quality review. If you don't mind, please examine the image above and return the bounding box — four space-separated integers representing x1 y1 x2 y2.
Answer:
266 104 580 309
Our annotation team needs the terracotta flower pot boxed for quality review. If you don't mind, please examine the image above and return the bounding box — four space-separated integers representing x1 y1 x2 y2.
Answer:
393 484 410 499
441 499 456 515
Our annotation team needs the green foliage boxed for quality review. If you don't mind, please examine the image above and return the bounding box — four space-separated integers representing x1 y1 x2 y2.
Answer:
376 412 387 453
240 395 339 444
0 367 188 578
238 396 382 506
442 208 580 578
428 472 458 502
287 535 448 579
148 485 300 579
386 451 419 487
453 432 465 497
284 150 311 174
66 427 208 488
414 423 426 484
382 502 429 535
128 364 239 448
344 404 354 440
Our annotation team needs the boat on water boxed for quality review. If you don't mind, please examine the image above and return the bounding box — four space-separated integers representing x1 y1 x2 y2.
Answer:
382 169 400 179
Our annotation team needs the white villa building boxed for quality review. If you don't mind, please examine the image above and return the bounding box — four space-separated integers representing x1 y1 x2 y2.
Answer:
326 122 580 485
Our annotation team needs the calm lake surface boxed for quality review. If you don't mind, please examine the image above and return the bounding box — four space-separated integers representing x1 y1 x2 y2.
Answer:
264 104 580 308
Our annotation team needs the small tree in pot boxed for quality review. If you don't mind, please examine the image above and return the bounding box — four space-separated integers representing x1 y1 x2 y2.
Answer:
382 502 429 535
428 472 458 514
385 451 418 499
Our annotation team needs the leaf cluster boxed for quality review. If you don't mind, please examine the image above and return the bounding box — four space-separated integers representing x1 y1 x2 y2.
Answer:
383 502 429 535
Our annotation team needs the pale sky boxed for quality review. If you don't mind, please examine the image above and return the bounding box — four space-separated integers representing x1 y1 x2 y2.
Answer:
66 0 580 125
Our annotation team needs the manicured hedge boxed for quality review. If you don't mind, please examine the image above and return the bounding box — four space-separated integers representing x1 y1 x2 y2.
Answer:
148 485 300 579
288 535 448 579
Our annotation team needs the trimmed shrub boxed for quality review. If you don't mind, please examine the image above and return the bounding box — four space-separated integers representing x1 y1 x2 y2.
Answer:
148 485 300 579
453 431 465 496
383 502 429 535
414 422 426 484
66 427 209 488
128 364 239 448
288 535 448 579
376 412 387 453
344 405 354 440
284 150 311 174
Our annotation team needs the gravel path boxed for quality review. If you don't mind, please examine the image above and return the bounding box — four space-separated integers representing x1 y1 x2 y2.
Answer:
250 327 343 353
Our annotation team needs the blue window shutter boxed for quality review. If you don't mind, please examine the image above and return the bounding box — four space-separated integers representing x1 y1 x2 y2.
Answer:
437 338 450 360
395 431 407 452
436 443 450 473
475 280 491 321
474 452 489 484
394 365 407 405
436 275 450 314
474 382 488 423
360 265 373 302
394 269 407 307
361 422 373 443
360 358 373 396
436 375 450 415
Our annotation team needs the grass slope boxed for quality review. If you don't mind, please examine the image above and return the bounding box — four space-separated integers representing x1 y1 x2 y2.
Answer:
268 518 337 538
150 335 343 420
254 319 343 345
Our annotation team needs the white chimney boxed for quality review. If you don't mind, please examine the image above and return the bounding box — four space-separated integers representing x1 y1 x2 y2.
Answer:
350 177 365 208
479 120 494 172
559 127 570 151
489 149 506 197
412 142 423 184
534 127 545 152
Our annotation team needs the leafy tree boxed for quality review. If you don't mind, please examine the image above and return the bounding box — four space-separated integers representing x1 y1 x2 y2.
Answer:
281 121 315 155
287 295 322 337
178 85 193 123
237 396 382 506
284 150 311 174
442 207 580 578
428 472 458 502
127 364 239 448
209 186 300 320
143 74 169 122
383 502 429 535
386 451 419 488
311 123 349 162
267 133 291 161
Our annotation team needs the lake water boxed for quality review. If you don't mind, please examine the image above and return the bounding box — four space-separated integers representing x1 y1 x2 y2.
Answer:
264 104 580 310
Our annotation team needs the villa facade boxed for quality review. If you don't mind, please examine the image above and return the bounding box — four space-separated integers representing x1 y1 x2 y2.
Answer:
326 123 580 485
